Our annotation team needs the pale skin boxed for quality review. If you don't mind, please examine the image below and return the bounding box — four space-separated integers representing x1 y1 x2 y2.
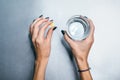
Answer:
29 15 95 80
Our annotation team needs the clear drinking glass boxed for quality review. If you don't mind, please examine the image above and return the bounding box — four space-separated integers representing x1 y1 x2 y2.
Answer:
66 15 90 40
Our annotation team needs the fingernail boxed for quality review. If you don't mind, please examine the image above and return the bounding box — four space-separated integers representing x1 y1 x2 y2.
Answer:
53 26 57 30
61 30 65 35
50 19 53 22
84 16 88 19
33 19 36 22
45 17 49 19
39 15 43 18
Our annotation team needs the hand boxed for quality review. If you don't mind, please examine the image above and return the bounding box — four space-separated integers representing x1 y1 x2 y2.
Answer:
29 16 57 61
30 16 57 80
62 16 95 68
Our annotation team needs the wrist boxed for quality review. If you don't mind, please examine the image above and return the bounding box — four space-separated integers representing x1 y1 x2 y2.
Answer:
34 57 48 80
36 56 49 62
76 58 89 70
35 58 49 65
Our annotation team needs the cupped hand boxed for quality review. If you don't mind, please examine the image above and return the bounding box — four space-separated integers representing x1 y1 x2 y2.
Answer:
29 16 57 61
62 16 95 63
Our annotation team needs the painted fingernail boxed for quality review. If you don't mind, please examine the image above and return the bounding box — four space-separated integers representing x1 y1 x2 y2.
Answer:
45 17 49 19
53 26 57 30
50 19 53 22
39 15 43 18
33 19 36 22
84 16 88 19
61 30 65 35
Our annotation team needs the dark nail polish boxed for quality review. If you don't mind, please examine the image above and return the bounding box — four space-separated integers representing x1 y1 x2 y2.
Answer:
84 16 88 19
61 30 65 35
39 15 43 18
53 27 57 30
33 19 36 22
45 17 49 19
50 19 53 22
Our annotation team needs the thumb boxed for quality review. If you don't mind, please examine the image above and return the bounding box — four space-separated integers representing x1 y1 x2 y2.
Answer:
61 30 74 45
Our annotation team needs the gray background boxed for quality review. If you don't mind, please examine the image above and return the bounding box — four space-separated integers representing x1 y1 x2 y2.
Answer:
0 0 120 80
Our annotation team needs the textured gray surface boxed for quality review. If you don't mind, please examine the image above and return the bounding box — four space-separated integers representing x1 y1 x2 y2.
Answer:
0 0 120 80
0 0 35 80
0 0 79 80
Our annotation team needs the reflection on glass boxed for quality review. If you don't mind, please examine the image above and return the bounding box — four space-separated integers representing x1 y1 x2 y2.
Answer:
66 15 90 40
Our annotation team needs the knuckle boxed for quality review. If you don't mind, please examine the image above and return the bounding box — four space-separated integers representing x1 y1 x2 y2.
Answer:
35 39 40 44
86 38 94 44
45 22 51 26
35 38 43 45
89 38 94 43
34 22 42 28
33 24 38 28
41 19 47 24
32 38 35 43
